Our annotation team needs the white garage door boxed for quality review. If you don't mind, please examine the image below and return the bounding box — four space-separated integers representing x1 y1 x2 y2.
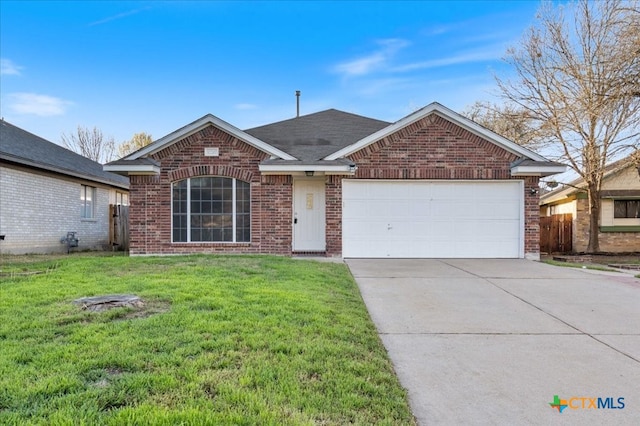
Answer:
342 180 523 258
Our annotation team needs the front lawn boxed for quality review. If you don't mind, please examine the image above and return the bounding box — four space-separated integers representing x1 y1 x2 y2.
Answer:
0 254 415 425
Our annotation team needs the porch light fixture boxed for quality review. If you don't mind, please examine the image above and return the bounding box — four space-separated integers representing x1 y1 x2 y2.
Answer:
305 171 314 176
530 188 539 195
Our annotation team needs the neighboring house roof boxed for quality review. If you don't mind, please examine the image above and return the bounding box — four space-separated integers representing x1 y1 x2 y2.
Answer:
105 102 564 177
245 109 390 161
540 151 640 205
0 120 129 189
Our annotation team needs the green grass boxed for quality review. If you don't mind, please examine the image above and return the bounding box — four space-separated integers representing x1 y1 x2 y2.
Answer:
0 254 415 425
542 259 618 272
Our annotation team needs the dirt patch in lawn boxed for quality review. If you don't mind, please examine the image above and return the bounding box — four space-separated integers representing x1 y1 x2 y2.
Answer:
72 295 170 320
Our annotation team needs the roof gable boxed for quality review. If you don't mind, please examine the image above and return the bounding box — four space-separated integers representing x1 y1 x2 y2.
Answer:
245 109 390 161
324 102 548 162
0 120 129 189
127 114 296 161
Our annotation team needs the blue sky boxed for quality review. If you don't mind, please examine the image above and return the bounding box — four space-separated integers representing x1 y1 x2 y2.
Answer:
1 1 542 149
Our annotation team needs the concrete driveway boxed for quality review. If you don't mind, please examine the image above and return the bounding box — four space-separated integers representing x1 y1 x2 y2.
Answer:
347 259 640 425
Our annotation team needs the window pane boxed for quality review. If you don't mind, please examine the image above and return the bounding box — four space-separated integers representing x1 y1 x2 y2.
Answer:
172 180 188 241
89 187 94 218
80 185 95 218
173 215 187 242
81 186 86 218
236 181 250 241
614 200 627 218
614 200 640 218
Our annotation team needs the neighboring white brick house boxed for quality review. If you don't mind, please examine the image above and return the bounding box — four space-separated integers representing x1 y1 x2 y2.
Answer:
0 121 129 254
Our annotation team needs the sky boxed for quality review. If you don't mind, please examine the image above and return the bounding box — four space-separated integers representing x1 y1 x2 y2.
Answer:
1 0 544 150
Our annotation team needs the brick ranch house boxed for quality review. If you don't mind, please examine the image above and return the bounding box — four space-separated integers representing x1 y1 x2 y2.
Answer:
105 102 564 260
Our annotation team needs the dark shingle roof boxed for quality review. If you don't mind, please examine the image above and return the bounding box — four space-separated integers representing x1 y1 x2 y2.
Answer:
244 109 390 160
0 120 129 189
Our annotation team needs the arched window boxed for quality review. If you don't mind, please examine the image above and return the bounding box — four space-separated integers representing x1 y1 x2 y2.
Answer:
172 177 250 242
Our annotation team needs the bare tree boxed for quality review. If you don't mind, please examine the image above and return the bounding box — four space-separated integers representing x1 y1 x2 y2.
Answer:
117 132 153 158
496 0 640 252
61 126 116 164
461 101 550 148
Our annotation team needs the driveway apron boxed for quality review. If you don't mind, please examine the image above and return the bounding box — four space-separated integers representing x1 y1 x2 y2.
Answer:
347 259 640 425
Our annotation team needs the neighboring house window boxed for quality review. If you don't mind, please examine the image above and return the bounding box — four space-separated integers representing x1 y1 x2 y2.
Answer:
116 192 129 206
81 185 96 218
172 177 250 243
614 200 640 218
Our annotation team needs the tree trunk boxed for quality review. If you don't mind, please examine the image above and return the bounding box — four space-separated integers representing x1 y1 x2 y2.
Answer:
586 185 601 253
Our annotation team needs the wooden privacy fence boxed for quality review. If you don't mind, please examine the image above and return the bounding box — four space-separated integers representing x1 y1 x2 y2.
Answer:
109 204 129 251
540 213 572 254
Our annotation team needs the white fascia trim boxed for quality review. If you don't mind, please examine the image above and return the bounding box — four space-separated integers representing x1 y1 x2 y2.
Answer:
129 114 297 161
510 164 567 177
324 102 548 162
103 164 160 175
259 164 354 173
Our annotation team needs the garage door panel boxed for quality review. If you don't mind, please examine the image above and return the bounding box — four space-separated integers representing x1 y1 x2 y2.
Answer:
343 200 370 217
474 201 503 218
387 201 412 217
431 184 456 198
478 220 520 238
428 221 456 238
342 180 522 258
411 199 432 211
490 200 521 216
343 220 386 237
409 185 433 198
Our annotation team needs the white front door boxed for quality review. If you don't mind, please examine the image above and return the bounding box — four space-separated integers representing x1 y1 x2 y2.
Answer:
293 179 326 251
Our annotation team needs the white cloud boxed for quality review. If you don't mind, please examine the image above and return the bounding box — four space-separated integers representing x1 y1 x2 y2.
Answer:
234 103 258 110
89 7 150 26
7 93 73 116
333 38 410 77
354 77 414 97
392 46 504 72
1 58 23 76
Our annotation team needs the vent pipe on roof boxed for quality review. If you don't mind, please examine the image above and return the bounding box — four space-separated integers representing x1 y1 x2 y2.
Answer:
295 90 300 117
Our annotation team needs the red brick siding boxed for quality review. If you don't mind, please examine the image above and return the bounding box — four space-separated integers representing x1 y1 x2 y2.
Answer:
128 125 292 255
325 175 343 255
523 176 541 256
324 114 540 258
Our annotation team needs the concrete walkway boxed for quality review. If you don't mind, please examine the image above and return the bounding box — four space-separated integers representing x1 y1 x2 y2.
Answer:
347 259 640 425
